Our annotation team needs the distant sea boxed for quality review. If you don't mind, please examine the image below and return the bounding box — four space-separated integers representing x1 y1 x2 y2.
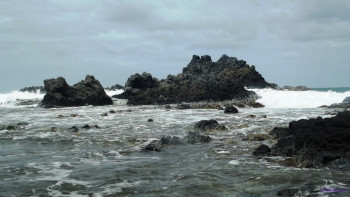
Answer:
312 87 350 93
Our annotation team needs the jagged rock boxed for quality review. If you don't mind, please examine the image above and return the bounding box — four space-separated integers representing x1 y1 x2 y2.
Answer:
194 119 227 132
224 106 238 114
39 75 113 108
267 111 350 167
282 86 311 91
115 54 273 105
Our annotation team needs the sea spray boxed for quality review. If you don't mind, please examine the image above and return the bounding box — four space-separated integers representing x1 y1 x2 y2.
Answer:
249 88 350 108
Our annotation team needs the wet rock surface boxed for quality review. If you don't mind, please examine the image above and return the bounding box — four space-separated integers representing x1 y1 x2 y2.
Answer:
115 54 273 105
256 111 350 167
39 75 113 108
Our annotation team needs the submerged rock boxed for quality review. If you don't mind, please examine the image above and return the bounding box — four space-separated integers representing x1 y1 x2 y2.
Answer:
224 106 239 114
143 136 184 151
185 131 211 144
194 119 227 132
115 54 273 105
39 75 113 108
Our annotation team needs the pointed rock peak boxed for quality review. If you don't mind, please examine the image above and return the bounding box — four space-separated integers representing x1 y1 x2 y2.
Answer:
85 75 96 81
201 55 212 62
217 54 237 64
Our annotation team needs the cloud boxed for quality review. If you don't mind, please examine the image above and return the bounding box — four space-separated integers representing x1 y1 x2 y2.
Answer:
0 0 349 91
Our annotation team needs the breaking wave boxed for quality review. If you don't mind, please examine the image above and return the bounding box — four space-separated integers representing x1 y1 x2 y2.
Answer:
249 88 350 108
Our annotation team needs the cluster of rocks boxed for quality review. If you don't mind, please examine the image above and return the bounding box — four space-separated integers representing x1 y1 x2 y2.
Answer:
115 55 273 105
0 122 28 131
144 119 228 151
19 86 46 93
254 111 350 168
105 84 124 90
39 75 113 108
282 85 311 91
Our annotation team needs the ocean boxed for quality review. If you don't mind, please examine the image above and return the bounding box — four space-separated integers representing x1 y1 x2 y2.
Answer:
0 88 349 196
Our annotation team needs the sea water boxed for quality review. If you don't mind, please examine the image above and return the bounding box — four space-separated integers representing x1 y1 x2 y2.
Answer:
0 88 349 196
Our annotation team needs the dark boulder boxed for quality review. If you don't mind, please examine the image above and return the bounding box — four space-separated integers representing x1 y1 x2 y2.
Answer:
267 111 350 167
224 106 239 114
194 119 227 132
39 75 113 108
253 144 271 156
115 54 273 105
125 72 159 89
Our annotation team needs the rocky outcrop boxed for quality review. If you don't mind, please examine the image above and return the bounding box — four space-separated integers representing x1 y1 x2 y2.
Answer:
115 54 273 105
19 86 46 93
105 84 124 90
39 75 113 108
256 111 350 167
282 86 311 91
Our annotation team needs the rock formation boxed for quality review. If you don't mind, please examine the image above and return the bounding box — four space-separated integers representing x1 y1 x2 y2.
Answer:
115 54 274 105
39 75 113 108
255 111 350 167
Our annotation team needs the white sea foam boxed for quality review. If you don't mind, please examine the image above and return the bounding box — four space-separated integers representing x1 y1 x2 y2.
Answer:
105 89 123 97
0 91 44 107
249 88 350 108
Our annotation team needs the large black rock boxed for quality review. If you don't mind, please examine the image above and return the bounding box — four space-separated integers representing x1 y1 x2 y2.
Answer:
262 111 350 167
115 54 273 105
39 75 113 108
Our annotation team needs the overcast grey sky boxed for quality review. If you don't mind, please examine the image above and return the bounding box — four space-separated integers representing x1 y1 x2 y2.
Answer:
1 0 349 92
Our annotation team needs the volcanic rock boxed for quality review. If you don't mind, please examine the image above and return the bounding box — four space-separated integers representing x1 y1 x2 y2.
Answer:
39 75 113 108
265 111 350 167
224 106 239 113
115 54 273 105
194 119 227 132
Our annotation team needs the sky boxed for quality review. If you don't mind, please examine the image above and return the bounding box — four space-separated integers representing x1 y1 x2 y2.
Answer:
1 0 350 92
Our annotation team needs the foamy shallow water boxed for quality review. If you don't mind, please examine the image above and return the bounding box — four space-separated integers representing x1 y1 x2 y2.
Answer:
1 103 349 196
0 89 349 196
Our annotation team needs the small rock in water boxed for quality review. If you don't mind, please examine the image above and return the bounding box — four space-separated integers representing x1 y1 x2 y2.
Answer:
147 119 153 122
246 114 256 118
224 106 238 113
109 109 116 113
69 126 79 133
194 119 227 132
101 113 108 116
6 125 17 130
57 115 64 118
51 127 58 132
82 124 90 129
186 131 211 144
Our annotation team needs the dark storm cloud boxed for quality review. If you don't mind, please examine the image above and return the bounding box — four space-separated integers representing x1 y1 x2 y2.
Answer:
0 0 349 92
